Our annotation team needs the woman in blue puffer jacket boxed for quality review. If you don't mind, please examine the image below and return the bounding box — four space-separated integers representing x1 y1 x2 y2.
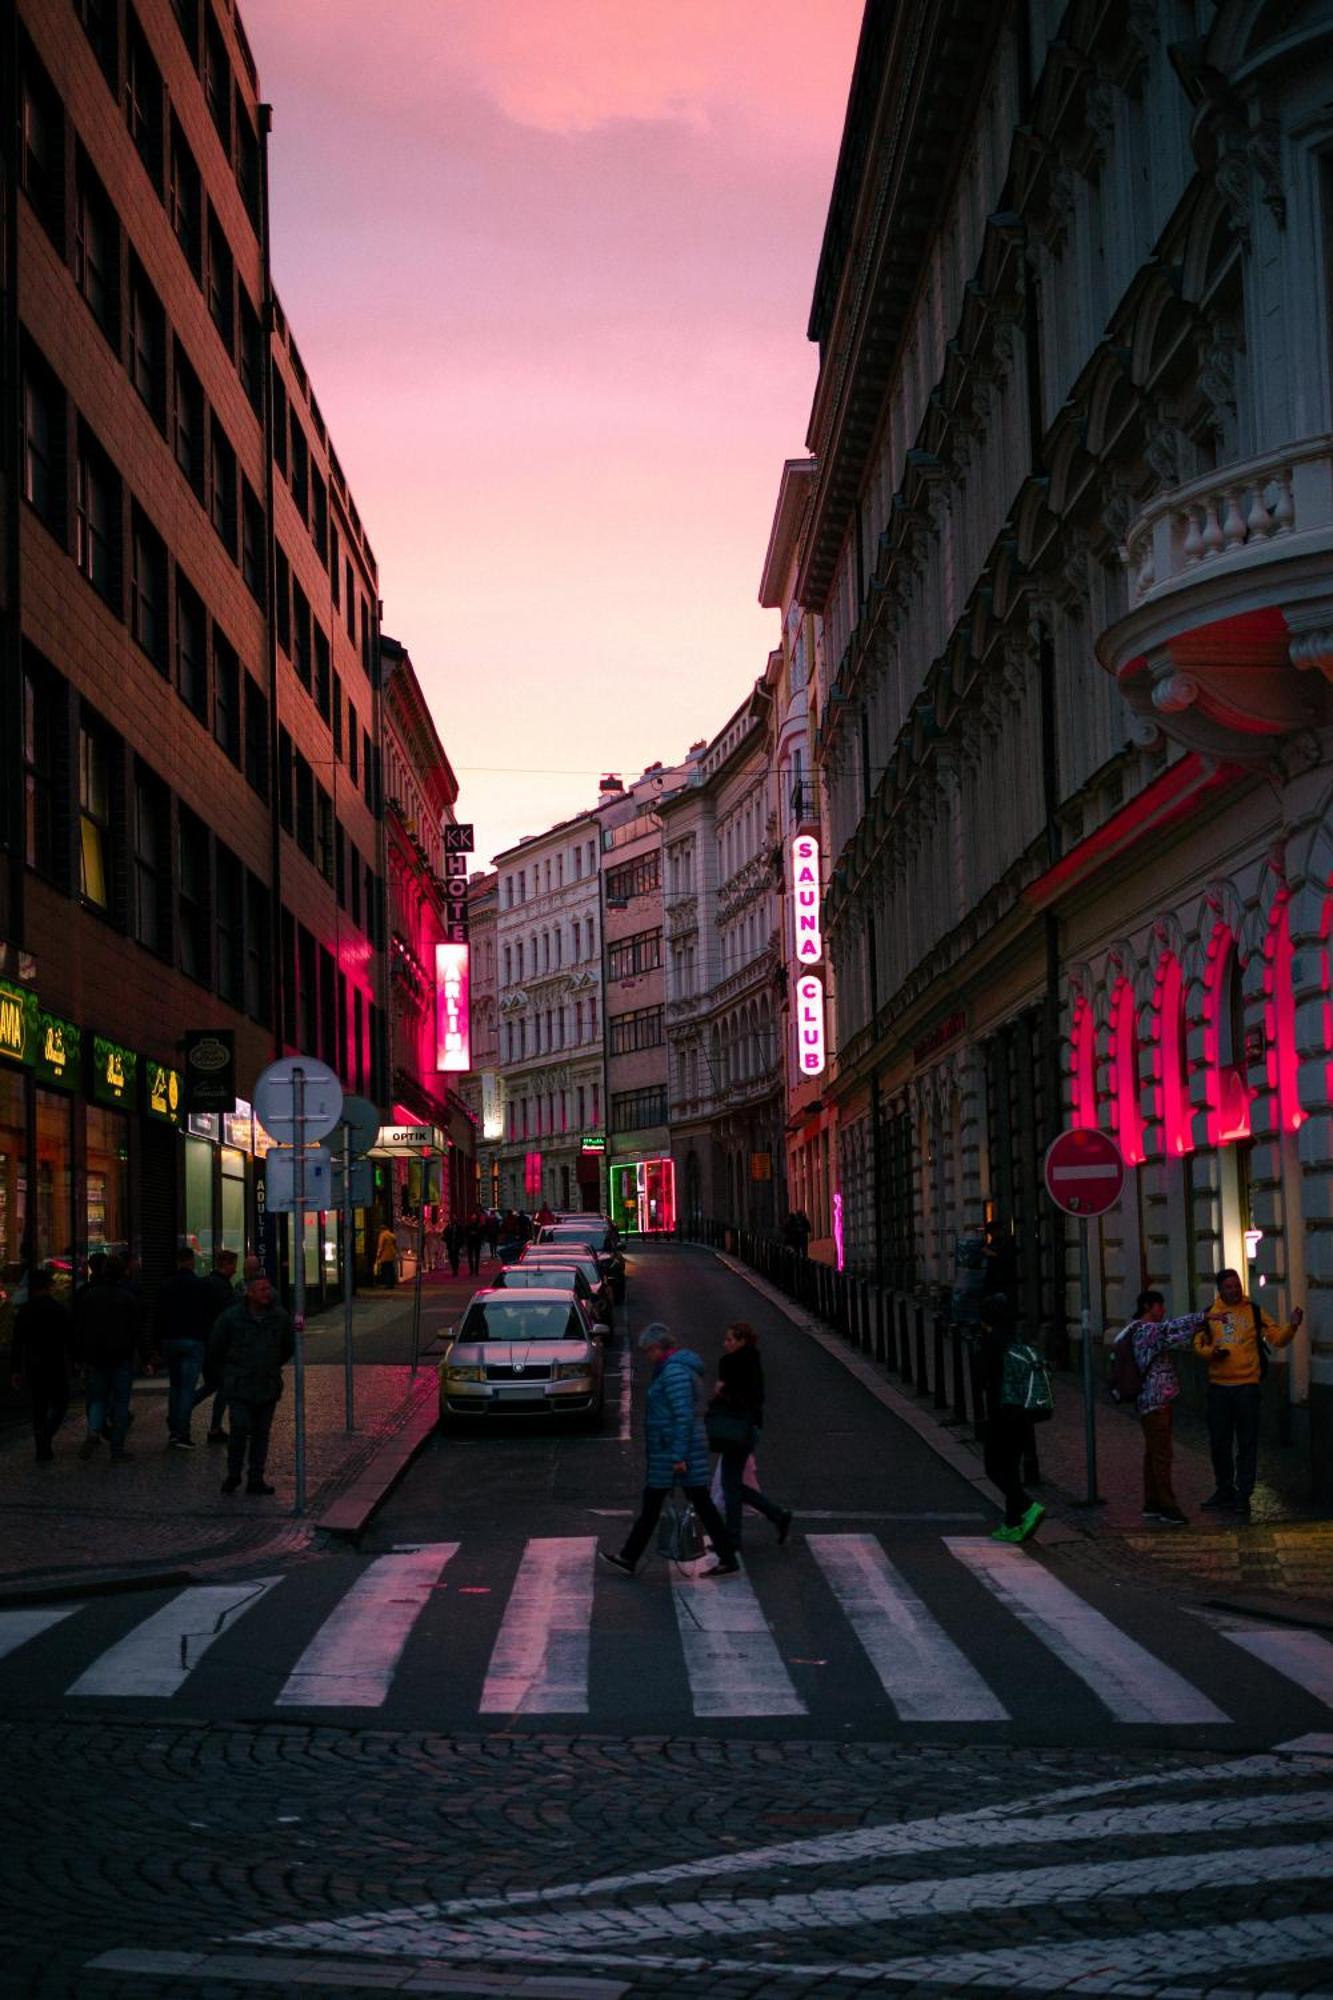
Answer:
600 1323 738 1577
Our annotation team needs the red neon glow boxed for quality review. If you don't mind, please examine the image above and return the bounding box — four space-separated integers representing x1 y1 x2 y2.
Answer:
1069 998 1097 1130
1203 926 1253 1146
1321 892 1333 1112
524 1150 542 1199
1153 955 1194 1157
1109 980 1145 1165
832 1189 845 1272
1265 890 1304 1133
434 942 471 1072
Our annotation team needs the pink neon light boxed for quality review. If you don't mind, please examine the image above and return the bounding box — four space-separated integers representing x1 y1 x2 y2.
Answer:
1203 926 1252 1146
795 974 826 1076
1266 891 1304 1133
1153 955 1194 1157
1109 980 1145 1166
434 942 471 1072
789 833 822 965
832 1189 845 1272
1069 998 1097 1129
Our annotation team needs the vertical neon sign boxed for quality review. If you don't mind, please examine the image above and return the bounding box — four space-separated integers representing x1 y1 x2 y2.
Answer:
435 942 471 1071
795 974 826 1076
790 834 822 964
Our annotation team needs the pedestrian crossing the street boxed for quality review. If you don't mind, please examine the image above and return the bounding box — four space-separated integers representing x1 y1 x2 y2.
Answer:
1 1534 1329 1734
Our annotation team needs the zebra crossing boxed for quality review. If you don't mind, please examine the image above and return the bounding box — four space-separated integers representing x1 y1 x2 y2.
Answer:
1 1534 1329 1734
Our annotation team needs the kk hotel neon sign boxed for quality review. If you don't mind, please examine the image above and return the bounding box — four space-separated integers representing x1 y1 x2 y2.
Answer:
788 835 826 1077
435 942 471 1072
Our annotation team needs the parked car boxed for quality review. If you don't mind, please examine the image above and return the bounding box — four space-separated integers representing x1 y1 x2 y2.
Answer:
489 1260 604 1328
437 1288 606 1428
518 1245 615 1327
536 1222 626 1301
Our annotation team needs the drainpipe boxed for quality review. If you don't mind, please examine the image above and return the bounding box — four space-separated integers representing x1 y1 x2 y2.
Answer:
258 104 284 1061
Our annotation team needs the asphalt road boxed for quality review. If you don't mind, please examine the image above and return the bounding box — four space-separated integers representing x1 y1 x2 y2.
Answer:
4 1244 1333 1997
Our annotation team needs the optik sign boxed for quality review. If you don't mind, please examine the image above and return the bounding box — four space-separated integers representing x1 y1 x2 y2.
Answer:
788 833 827 1077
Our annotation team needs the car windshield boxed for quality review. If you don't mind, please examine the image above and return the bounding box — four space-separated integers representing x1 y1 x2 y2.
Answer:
547 1226 602 1248
458 1301 583 1342
525 1253 599 1286
500 1267 577 1291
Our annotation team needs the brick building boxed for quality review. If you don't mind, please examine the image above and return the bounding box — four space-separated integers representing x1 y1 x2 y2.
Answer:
2 0 388 1312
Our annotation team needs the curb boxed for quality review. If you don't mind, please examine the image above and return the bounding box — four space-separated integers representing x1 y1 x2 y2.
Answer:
0 1565 195 1607
314 1388 440 1541
1207 1590 1333 1633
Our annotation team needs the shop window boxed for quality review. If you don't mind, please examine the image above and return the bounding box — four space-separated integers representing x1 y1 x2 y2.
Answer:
1109 979 1146 1164
22 346 65 541
85 1105 129 1262
184 1135 213 1267
178 808 211 985
219 1149 245 1263
1263 890 1304 1134
78 722 113 911
1069 997 1097 1128
0 1070 28 1278
20 42 65 252
35 1089 73 1277
131 507 167 672
1153 954 1194 1156
124 6 164 190
75 426 119 606
1204 927 1253 1144
23 663 64 883
128 257 166 428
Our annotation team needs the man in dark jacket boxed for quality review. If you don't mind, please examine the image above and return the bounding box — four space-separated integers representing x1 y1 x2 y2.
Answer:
154 1245 216 1449
9 1268 74 1461
74 1255 146 1461
201 1250 244 1444
210 1272 294 1496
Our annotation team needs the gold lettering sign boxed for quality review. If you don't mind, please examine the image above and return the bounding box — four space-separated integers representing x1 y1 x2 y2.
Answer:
43 1024 67 1077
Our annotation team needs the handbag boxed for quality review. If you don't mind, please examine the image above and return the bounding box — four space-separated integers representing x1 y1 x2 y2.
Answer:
657 1489 705 1562
705 1400 754 1450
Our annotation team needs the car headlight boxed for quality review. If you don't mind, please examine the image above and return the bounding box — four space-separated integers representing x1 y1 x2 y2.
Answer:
445 1364 486 1383
553 1359 592 1380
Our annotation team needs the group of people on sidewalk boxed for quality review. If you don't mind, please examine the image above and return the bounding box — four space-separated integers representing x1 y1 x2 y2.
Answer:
600 1320 793 1579
8 1248 294 1497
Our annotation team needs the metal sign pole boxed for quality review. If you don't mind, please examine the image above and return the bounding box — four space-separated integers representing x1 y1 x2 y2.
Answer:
1079 1217 1100 1506
410 1153 427 1377
292 1067 307 1518
342 1122 355 1432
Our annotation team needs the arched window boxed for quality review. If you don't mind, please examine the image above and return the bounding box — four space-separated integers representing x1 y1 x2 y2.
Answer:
1204 926 1253 1145
1109 979 1145 1165
1070 997 1098 1129
1153 954 1193 1155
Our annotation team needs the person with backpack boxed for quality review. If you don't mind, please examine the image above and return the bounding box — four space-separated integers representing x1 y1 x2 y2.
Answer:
977 1293 1049 1543
1109 1289 1208 1525
1194 1268 1302 1521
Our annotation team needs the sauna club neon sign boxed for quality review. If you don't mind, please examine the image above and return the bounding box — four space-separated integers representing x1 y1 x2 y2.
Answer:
789 834 826 1077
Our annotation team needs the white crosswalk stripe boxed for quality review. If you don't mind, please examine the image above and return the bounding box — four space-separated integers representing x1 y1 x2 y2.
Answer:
0 1605 78 1660
480 1536 595 1714
276 1544 458 1708
1225 1625 1333 1708
946 1537 1228 1724
68 1578 282 1698
808 1533 1007 1721
670 1563 806 1717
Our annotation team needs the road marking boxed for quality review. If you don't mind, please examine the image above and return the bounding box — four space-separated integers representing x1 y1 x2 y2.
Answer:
68 1579 281 1699
946 1537 1227 1724
0 1605 78 1660
480 1538 595 1714
87 1950 632 1996
808 1534 1006 1721
671 1565 805 1717
276 1545 457 1708
1226 1626 1333 1708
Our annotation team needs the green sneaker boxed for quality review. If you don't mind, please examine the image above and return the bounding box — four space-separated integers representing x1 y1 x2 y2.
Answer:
1018 1502 1046 1542
990 1523 1024 1543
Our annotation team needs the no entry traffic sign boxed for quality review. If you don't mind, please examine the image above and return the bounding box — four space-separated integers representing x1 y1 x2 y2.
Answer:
1044 1128 1125 1216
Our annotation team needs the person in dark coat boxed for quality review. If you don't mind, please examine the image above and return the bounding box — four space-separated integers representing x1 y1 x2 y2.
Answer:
9 1268 74 1461
209 1272 294 1496
443 1219 462 1276
464 1210 483 1275
600 1323 738 1578
484 1212 500 1261
710 1322 793 1549
74 1255 147 1460
201 1250 245 1444
977 1293 1044 1543
154 1245 217 1448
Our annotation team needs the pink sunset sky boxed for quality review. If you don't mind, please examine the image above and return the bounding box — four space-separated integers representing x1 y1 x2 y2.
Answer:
246 1 864 866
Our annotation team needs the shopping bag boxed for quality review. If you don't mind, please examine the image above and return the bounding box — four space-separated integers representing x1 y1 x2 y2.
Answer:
657 1490 705 1562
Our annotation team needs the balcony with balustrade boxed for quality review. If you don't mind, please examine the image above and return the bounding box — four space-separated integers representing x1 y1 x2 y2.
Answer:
1098 436 1333 759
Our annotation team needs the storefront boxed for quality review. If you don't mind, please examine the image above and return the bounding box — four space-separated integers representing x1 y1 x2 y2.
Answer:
184 1097 269 1273
608 1157 675 1236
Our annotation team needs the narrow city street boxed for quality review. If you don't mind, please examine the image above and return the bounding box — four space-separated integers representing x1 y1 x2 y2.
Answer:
2 1246 1332 1997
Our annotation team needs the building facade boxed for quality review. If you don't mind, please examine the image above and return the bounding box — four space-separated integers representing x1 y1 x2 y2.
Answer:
801 0 1333 1489
662 677 784 1234
493 811 605 1214
2 0 389 1316
458 868 499 1211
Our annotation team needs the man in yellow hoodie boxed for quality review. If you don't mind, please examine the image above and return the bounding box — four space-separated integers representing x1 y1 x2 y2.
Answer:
1194 1268 1302 1521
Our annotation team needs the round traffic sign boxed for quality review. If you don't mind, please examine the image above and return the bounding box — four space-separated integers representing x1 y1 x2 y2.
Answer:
253 1056 344 1143
338 1093 382 1160
1043 1128 1125 1217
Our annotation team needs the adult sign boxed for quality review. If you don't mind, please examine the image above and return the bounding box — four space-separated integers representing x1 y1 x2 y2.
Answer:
1044 1128 1124 1217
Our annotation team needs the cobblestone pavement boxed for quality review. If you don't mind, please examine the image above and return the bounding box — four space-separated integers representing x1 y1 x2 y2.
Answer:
3 1720 1332 1997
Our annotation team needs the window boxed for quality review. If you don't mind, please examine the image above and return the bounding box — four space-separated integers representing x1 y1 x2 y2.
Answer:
169 116 202 278
609 1006 664 1055
133 769 168 954
130 508 166 671
271 371 288 474
124 8 164 189
240 481 265 605
235 103 260 229
175 572 207 720
360 596 371 672
215 843 242 1004
78 721 113 911
335 823 346 906
21 349 64 539
347 700 358 783
23 663 63 882
206 205 234 352
605 853 660 903
330 524 341 606
208 413 237 553
75 0 117 84
238 287 263 416
173 343 204 494
244 676 268 797
316 785 334 885
178 808 210 984
294 753 314 857
292 581 311 688
331 673 343 758
171 0 199 61
212 628 240 764
349 841 361 926
274 544 290 653
311 471 328 561
298 925 317 1053
362 728 373 806
585 915 597 961
503 945 512 984
344 558 355 638
245 872 270 1024
607 928 661 979
128 256 166 425
75 427 118 606
277 725 293 832
21 45 65 249
203 8 231 150
74 151 119 345
314 622 331 721
289 416 308 518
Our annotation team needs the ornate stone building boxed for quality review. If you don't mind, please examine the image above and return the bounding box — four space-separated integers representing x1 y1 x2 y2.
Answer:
803 0 1333 1489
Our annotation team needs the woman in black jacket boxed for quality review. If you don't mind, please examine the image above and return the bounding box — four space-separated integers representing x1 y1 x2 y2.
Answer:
711 1322 793 1550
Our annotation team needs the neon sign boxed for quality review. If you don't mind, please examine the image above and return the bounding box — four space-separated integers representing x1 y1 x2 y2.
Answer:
790 834 822 964
434 942 471 1072
795 974 826 1076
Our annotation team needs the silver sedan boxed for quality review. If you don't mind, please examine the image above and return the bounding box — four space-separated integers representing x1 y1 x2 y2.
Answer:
437 1288 606 1428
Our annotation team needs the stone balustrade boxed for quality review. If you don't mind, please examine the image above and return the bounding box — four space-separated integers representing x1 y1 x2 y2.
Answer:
1125 436 1333 604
